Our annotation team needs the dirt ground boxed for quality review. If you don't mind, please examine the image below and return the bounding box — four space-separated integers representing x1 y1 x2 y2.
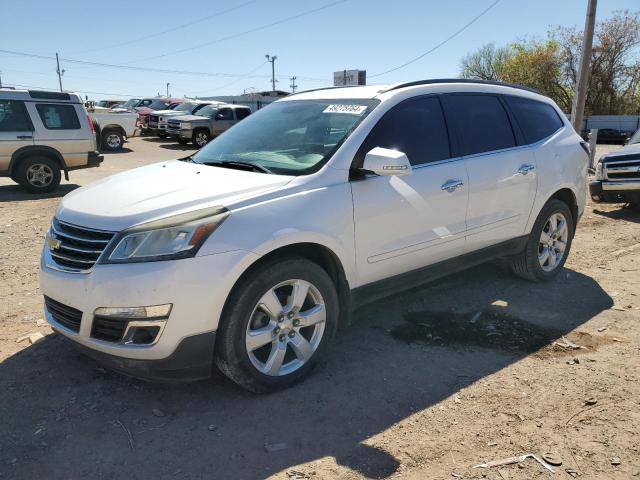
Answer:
0 139 638 480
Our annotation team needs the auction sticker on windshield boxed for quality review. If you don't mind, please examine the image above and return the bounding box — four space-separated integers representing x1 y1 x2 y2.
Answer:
323 104 368 115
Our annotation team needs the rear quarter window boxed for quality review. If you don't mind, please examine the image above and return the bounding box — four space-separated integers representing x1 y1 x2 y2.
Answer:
35 104 80 130
235 108 251 120
504 96 564 144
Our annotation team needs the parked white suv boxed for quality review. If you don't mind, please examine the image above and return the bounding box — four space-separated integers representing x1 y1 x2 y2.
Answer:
40 80 588 392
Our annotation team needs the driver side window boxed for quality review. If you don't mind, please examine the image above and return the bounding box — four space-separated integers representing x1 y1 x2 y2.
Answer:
217 108 233 121
359 96 451 167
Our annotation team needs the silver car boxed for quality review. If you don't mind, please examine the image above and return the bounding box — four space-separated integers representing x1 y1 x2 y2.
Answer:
166 104 252 147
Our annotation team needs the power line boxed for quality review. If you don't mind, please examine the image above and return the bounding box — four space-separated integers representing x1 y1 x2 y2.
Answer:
77 0 257 53
0 49 327 82
123 0 349 64
4 82 143 97
369 0 501 78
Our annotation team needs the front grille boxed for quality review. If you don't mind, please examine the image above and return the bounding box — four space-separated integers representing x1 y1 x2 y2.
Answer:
605 159 640 180
44 296 82 332
91 316 128 342
150 115 158 122
48 218 115 271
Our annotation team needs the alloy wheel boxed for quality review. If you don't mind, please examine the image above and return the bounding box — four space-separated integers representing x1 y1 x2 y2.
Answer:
538 212 568 272
195 132 208 147
26 163 54 187
106 134 121 149
245 279 326 376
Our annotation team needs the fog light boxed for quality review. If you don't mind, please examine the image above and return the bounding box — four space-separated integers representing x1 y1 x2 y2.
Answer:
123 324 163 345
94 304 172 319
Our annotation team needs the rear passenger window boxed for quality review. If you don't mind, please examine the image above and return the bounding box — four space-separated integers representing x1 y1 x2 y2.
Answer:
504 96 564 144
362 96 450 166
235 109 251 120
216 108 233 121
0 100 32 131
35 104 80 130
445 95 515 156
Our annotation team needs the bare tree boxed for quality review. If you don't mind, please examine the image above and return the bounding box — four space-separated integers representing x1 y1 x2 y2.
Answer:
460 43 512 81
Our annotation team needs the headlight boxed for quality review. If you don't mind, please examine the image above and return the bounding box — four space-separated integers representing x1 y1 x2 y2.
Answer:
595 159 604 179
181 122 192 129
102 206 229 263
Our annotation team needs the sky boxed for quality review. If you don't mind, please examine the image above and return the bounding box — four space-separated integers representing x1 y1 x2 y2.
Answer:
0 0 637 100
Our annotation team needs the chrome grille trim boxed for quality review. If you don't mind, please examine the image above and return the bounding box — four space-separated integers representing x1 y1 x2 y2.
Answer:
47 218 116 272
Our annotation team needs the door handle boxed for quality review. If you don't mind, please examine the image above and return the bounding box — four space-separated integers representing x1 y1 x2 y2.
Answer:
441 179 464 192
517 164 535 175
16 135 33 139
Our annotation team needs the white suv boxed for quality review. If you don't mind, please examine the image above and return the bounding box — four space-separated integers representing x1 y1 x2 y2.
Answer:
40 80 588 392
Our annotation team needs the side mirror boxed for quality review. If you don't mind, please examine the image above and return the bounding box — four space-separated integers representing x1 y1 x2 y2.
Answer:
215 113 224 120
362 147 412 176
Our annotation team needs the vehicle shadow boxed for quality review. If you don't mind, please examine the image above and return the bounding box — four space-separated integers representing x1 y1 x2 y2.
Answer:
593 206 640 224
102 147 133 154
0 183 80 202
0 264 612 479
140 137 172 143
159 143 198 151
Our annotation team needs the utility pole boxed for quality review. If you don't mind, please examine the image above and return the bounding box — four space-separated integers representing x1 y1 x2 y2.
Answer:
55 53 65 92
571 0 597 132
0 71 3 88
289 76 297 93
265 54 277 93
166 82 170 97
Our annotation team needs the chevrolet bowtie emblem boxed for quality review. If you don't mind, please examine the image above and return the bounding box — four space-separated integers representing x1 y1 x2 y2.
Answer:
47 234 62 251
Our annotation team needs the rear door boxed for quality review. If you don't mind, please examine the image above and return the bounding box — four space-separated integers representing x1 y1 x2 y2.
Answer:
351 95 469 286
442 93 537 250
26 101 92 168
0 99 34 172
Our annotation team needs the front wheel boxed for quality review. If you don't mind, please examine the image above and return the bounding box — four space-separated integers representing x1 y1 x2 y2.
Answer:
510 199 574 282
192 129 210 148
215 258 338 393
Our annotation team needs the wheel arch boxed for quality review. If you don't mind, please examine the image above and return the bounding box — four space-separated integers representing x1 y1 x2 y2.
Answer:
101 124 126 137
9 146 68 180
549 187 579 228
223 242 353 331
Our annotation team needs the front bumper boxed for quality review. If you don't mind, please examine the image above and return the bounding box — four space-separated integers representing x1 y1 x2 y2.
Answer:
65 331 216 381
40 246 258 367
589 180 640 203
167 128 193 139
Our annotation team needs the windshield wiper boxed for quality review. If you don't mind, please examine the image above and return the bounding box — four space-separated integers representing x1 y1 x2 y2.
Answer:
203 160 273 174
179 154 195 163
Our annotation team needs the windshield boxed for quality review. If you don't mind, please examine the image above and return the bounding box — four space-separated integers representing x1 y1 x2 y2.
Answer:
628 128 640 145
174 102 195 112
192 99 378 175
194 105 217 118
123 98 141 109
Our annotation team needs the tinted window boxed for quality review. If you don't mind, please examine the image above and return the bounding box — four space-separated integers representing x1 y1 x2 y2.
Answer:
35 104 80 130
362 96 450 166
0 100 32 132
217 108 233 121
445 95 515 156
235 108 251 120
505 96 563 144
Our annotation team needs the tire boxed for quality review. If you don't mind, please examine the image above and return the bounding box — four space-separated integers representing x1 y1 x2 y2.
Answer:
92 119 102 150
177 138 189 145
14 156 61 193
510 199 574 282
158 132 167 139
101 129 124 151
192 129 210 148
215 257 339 393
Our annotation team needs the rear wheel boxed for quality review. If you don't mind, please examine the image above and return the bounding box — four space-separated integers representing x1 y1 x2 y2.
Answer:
177 137 189 145
510 199 574 282
102 129 124 151
15 156 61 193
215 258 338 393
158 132 167 139
192 129 210 148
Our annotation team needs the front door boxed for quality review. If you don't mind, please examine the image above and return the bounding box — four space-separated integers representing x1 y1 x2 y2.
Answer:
212 107 234 135
351 96 469 287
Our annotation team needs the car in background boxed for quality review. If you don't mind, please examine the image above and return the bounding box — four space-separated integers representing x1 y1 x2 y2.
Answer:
147 101 222 138
0 88 102 192
590 128 640 207
119 98 143 111
94 99 126 109
136 98 185 133
166 104 251 147
594 128 631 144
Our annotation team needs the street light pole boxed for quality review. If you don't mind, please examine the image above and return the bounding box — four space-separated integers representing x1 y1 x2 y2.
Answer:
166 82 170 97
571 0 597 132
265 54 277 93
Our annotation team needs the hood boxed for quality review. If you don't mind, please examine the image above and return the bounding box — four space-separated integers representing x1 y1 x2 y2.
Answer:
601 143 640 160
167 114 208 122
149 109 177 116
56 160 293 231
135 106 154 115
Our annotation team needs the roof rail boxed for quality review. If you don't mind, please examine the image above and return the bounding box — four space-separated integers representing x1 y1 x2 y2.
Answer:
288 85 360 97
383 79 540 94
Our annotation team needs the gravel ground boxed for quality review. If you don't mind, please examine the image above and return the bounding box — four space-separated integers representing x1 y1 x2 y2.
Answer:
0 139 638 480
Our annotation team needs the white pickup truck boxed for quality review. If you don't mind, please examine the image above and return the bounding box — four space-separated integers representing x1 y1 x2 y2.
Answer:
87 107 139 151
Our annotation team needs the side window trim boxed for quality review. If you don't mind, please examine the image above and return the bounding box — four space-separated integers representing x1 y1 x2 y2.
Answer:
352 93 454 169
441 92 518 158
